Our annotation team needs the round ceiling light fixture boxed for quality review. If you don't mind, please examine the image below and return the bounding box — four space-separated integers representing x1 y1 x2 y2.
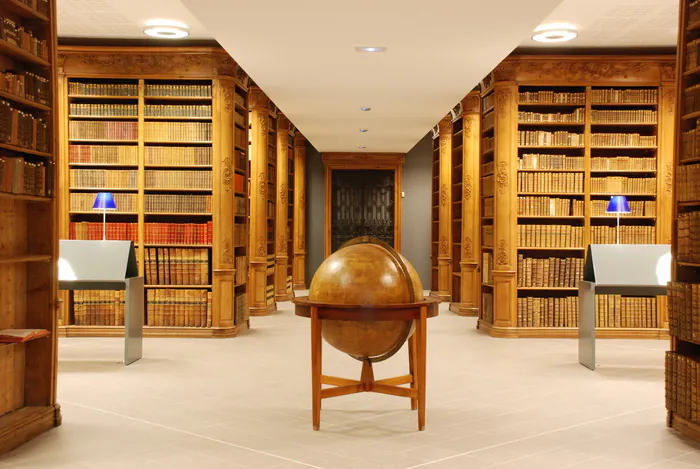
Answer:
358 145 366 149
360 107 371 111
359 128 368 133
144 19 190 39
532 23 578 43
355 46 386 53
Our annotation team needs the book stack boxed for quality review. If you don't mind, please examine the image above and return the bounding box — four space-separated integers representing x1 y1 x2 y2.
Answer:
483 198 494 217
146 289 212 327
519 91 586 104
144 222 213 244
73 290 126 326
482 161 494 175
482 93 495 110
517 225 583 248
235 256 248 285
144 122 212 142
518 109 585 123
234 93 245 107
235 149 246 170
518 197 584 217
668 282 700 342
591 176 656 194
265 284 274 305
516 256 583 287
591 156 656 171
591 133 657 147
234 112 245 127
145 248 209 286
482 252 493 284
70 192 136 212
591 89 658 104
234 173 245 193
591 109 657 124
145 170 212 190
517 297 579 327
144 84 212 98
596 295 658 328
144 194 212 214
665 352 698 424
517 172 583 193
69 104 138 117
0 100 49 151
70 169 137 189
266 255 274 276
482 225 493 246
482 137 494 153
591 200 655 217
234 293 248 325
0 156 46 196
235 196 246 216
144 105 212 118
590 225 656 244
70 222 138 242
0 18 49 60
235 128 247 149
482 111 494 130
69 82 137 96
519 154 584 170
145 147 212 166
677 164 700 202
0 70 49 105
681 126 700 161
69 145 138 165
482 175 494 197
518 131 583 147
69 121 138 141
234 223 246 246
678 212 700 263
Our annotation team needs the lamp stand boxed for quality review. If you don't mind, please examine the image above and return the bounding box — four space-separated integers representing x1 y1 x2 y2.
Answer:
616 212 620 245
102 208 107 240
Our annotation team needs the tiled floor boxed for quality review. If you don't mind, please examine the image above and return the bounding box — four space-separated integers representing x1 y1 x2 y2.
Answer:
2 298 700 468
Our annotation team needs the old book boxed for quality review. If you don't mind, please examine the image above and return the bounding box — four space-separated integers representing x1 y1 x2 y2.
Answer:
0 329 49 343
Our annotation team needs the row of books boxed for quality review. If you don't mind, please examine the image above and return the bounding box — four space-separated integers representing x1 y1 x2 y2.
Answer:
146 290 212 328
234 223 246 246
591 200 656 217
482 292 494 325
517 225 584 248
482 252 493 284
145 222 212 244
674 164 700 202
482 111 494 130
234 173 245 193
518 197 584 217
145 170 212 190
518 91 585 105
0 18 49 61
267 200 274 217
69 104 137 117
70 192 136 212
146 146 212 166
145 105 212 118
73 291 125 326
234 293 248 326
590 89 658 104
668 282 700 343
596 295 658 328
519 154 584 170
70 169 137 189
69 82 138 97
266 284 275 305
591 156 656 171
145 194 212 214
234 93 245 107
235 128 247 149
689 0 700 25
591 109 657 124
0 156 46 196
482 93 495 111
482 137 494 153
518 109 585 123
684 85 700 115
517 172 583 193
482 198 493 217
235 256 248 285
144 248 209 286
518 131 584 147
14 0 49 17
677 212 700 263
144 122 212 142
235 149 247 170
69 121 138 141
590 133 657 147
590 176 656 194
0 70 49 106
666 352 698 424
235 196 246 216
482 225 493 246
69 222 138 243
590 225 656 244
516 256 583 288
69 145 138 165
681 125 700 162
144 84 212 98
235 112 245 128
517 297 579 327
0 100 49 151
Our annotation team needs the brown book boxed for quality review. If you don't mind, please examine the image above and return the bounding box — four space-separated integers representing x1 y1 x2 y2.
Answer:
0 329 49 343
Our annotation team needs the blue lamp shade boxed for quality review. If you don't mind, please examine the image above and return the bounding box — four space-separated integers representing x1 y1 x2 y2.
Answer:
92 192 117 210
606 195 631 214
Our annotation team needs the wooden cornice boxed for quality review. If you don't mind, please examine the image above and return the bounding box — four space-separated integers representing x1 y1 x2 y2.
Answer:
294 133 307 147
322 152 405 169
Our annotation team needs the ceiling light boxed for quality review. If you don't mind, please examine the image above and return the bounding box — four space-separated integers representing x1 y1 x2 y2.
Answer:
360 107 371 112
355 47 386 53
144 19 190 39
359 129 368 133
358 145 366 149
532 23 577 43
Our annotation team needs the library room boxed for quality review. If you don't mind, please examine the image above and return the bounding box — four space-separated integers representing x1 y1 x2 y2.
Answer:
1 0 699 468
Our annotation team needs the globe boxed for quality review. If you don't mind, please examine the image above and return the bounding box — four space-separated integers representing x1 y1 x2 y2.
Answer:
308 237 424 362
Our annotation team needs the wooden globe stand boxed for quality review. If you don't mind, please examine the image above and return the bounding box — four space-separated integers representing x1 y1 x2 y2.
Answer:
294 297 439 431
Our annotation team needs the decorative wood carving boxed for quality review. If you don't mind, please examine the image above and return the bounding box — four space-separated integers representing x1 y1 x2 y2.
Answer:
464 116 474 139
440 236 449 256
497 161 508 194
494 62 516 82
299 233 305 251
661 62 677 81
496 90 510 118
257 173 266 197
278 236 286 253
300 193 306 210
463 237 473 260
666 163 673 194
221 240 233 264
463 94 480 114
450 101 463 121
222 85 234 112
440 183 448 207
665 89 676 115
280 183 287 205
464 175 473 201
222 157 233 192
256 236 266 257
496 239 509 266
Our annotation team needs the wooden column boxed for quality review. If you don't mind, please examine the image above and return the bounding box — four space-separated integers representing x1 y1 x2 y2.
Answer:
452 92 481 316
658 79 676 329
249 88 275 315
491 83 517 329
432 115 452 301
275 114 292 301
293 133 308 290
211 78 236 328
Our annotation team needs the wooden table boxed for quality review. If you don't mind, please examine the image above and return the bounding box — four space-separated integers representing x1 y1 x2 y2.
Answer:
294 297 439 431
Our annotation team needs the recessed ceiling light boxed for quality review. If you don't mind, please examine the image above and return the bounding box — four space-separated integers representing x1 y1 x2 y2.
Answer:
359 129 368 133
144 19 190 39
532 23 577 43
358 145 366 149
355 46 386 53
361 107 371 112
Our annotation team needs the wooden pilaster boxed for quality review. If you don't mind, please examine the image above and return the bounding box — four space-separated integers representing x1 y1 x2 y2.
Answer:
275 114 292 301
432 115 452 301
293 133 308 290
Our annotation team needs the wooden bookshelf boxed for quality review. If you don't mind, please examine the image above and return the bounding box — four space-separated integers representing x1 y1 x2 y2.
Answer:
274 114 292 301
57 46 250 338
0 0 61 456
477 55 675 339
667 0 700 442
430 115 452 301
292 133 307 290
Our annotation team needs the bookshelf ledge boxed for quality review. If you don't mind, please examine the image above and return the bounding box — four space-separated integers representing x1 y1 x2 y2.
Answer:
0 329 50 344
0 192 51 203
0 90 50 112
0 39 50 67
0 143 51 158
0 254 52 265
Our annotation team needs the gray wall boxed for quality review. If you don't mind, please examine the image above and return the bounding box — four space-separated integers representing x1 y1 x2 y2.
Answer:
305 134 433 287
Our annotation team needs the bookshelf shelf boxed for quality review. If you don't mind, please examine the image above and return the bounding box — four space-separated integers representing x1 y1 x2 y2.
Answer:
68 115 137 120
590 102 658 107
143 116 212 121
518 247 585 251
70 163 139 168
144 212 213 216
144 165 212 169
678 261 700 268
144 96 212 101
0 90 51 112
517 287 578 291
0 254 51 265
518 146 585 149
69 139 138 143
70 211 138 215
591 122 658 126
517 216 585 219
591 146 657 150
4 0 50 21
144 188 212 192
0 39 50 67
518 169 585 172
0 192 51 203
70 187 137 192
144 140 212 145
518 122 584 126
68 95 138 99
518 192 584 196
146 285 213 289
0 143 51 158
590 169 657 173
518 103 585 107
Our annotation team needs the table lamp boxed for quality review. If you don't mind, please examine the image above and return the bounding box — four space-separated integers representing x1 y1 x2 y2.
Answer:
92 192 116 240
606 195 631 244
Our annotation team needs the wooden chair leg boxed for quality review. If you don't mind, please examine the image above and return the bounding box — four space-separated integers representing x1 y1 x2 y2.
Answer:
311 307 322 431
408 332 417 410
416 307 427 431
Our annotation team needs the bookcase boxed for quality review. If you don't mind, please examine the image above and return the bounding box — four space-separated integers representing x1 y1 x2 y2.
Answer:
292 132 307 290
477 55 676 339
0 0 61 455
430 115 452 301
667 0 700 442
57 46 250 338
274 114 292 301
